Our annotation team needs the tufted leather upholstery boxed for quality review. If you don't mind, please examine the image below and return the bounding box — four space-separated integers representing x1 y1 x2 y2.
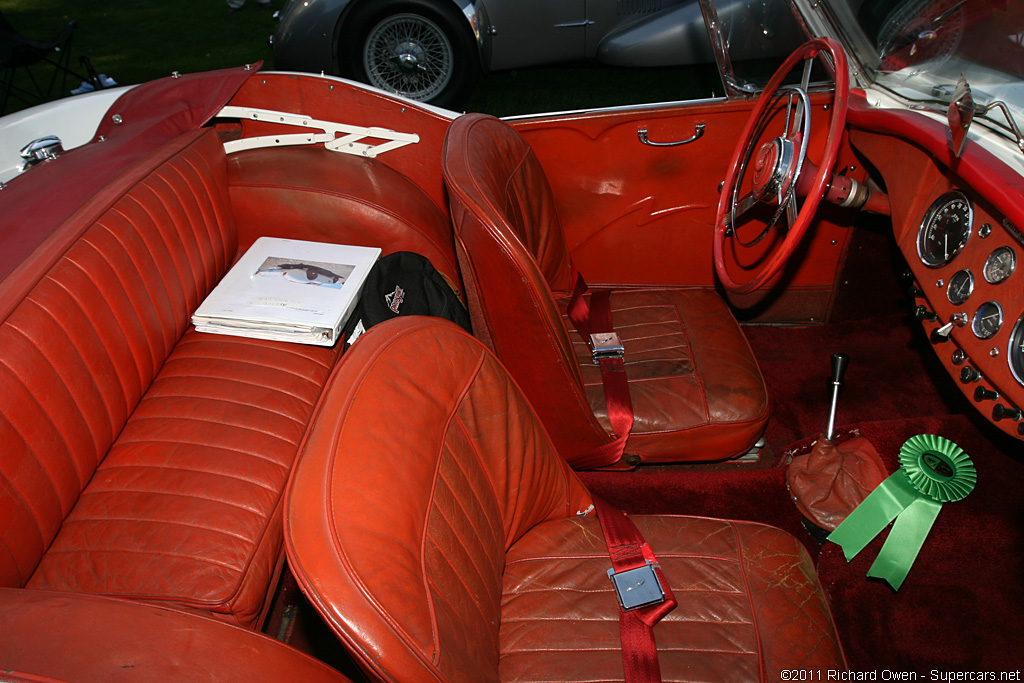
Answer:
0 588 353 682
0 130 332 626
442 113 768 467
285 317 846 682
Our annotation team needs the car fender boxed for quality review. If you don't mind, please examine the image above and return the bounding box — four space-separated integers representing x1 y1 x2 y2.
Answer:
596 3 714 67
273 0 351 74
335 0 491 72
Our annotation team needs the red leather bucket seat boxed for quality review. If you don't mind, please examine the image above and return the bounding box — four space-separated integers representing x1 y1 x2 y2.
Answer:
442 113 768 467
285 317 845 682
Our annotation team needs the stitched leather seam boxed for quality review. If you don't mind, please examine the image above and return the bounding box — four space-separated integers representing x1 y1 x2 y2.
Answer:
420 346 490 666
30 275 138 425
107 438 291 470
427 474 501 609
158 355 327 387
78 486 267 516
105 202 182 353
730 520 765 681
423 534 495 656
122 413 301 443
149 373 319 410
54 515 255 543
90 463 282 492
0 337 85 501
134 392 310 424
40 546 242 571
0 472 36 585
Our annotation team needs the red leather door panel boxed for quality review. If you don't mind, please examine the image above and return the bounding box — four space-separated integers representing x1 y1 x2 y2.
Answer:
511 95 863 322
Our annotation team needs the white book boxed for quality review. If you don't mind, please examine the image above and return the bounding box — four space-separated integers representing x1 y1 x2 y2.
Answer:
192 237 381 346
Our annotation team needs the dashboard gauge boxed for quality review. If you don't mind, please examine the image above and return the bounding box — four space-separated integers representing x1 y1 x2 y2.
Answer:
972 301 1003 339
917 191 973 267
983 246 1016 284
1010 314 1024 386
947 269 974 305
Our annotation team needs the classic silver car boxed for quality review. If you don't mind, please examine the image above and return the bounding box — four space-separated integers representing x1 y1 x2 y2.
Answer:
269 0 732 107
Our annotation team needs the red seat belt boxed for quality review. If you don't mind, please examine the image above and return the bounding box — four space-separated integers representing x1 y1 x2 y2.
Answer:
567 274 635 469
592 496 677 683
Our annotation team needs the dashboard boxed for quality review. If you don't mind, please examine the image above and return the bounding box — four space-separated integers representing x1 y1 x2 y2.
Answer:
847 103 1024 442
908 188 1024 440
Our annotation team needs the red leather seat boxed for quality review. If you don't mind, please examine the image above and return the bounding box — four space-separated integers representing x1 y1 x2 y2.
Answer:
0 588 353 683
285 317 846 682
442 113 768 467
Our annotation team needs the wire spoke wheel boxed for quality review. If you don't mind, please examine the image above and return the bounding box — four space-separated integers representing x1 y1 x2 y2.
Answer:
363 13 454 101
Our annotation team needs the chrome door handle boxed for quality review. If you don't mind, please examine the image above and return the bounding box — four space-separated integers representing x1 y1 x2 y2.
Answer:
637 123 705 147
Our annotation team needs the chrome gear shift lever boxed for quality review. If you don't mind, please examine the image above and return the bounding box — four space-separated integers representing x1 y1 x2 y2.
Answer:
825 353 850 441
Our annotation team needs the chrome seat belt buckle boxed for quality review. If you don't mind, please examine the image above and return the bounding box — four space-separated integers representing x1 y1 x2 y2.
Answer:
607 562 665 611
590 332 625 364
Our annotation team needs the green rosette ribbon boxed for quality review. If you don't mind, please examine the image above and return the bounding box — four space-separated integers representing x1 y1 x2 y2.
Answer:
827 434 976 590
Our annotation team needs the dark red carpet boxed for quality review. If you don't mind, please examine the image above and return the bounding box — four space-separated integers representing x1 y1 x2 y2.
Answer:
816 414 1024 671
743 313 973 450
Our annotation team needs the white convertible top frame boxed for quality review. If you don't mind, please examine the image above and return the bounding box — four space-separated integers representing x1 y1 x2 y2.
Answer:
218 105 420 158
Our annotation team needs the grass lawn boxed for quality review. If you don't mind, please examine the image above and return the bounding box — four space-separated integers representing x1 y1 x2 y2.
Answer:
3 0 721 117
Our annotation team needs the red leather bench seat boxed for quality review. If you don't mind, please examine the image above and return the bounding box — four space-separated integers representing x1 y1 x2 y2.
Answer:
0 129 336 627
0 588 352 682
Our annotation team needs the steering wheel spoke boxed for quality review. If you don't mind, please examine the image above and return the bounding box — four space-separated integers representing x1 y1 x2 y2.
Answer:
725 191 761 230
713 38 849 294
785 189 799 228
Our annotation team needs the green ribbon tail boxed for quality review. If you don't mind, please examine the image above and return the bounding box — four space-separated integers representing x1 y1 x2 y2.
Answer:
867 496 942 590
827 470 921 561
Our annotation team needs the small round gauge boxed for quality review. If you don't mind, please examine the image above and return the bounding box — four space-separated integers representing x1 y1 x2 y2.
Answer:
917 191 973 267
972 301 1004 339
1009 314 1024 386
984 246 1016 284
947 269 974 305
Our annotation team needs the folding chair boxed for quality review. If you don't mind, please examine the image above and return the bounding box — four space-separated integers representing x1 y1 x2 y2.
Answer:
0 10 84 114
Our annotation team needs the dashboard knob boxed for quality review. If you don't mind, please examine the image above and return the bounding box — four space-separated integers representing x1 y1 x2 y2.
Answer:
960 366 982 383
974 386 999 401
915 305 938 322
993 404 1023 422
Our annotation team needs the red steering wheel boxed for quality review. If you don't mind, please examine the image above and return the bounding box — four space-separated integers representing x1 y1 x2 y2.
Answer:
713 38 849 295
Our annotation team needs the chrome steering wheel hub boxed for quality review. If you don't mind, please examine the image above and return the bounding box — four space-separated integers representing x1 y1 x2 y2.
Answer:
751 137 798 201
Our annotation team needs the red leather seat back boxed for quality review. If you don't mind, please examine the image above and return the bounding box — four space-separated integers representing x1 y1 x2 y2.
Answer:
285 317 593 682
0 131 235 588
227 147 464 293
443 113 610 457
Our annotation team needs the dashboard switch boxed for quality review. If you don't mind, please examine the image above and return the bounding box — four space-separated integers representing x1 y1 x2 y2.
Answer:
993 405 1022 422
960 366 982 383
931 321 955 343
974 386 999 401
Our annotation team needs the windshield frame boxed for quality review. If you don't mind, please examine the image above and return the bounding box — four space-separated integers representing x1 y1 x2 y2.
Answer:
807 0 1024 154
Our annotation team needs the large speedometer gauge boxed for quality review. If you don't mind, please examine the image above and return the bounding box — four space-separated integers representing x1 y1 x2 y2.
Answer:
1010 314 1024 387
918 191 973 267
